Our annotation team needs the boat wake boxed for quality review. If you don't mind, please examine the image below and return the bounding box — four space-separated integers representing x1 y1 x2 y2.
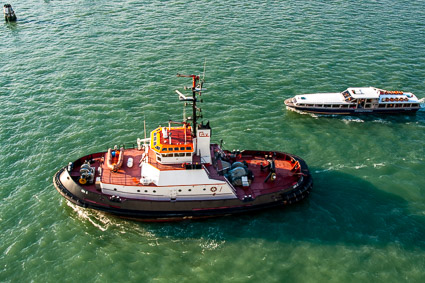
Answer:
314 162 385 173
286 106 319 118
341 117 365 124
66 200 113 231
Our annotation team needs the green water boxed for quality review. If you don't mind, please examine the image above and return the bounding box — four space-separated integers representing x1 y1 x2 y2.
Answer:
1 1 425 282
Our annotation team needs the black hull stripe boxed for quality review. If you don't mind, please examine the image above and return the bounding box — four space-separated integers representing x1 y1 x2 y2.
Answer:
53 168 313 222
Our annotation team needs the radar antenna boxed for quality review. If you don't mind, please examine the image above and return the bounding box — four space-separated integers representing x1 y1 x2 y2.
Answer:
176 67 206 136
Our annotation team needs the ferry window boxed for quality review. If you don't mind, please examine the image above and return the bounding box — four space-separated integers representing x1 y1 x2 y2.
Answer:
174 147 179 151
164 153 173 157
186 147 191 150
177 153 185 157
157 156 161 161
185 153 191 157
412 104 419 107
155 146 160 150
168 148 173 152
162 148 167 151
180 147 185 150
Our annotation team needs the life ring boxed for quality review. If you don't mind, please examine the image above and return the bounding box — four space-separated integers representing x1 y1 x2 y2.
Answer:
79 178 87 185
210 187 217 192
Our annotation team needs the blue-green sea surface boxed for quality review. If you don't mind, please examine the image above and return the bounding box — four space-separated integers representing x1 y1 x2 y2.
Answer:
1 1 425 282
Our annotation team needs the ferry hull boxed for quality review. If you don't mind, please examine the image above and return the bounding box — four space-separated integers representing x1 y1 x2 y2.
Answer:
53 153 313 222
286 106 419 115
285 100 420 115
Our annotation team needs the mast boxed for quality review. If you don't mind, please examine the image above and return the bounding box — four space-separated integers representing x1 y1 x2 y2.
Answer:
176 72 205 136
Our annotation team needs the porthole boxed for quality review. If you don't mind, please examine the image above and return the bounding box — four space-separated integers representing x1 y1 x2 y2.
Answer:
188 189 192 192
178 189 182 192
153 190 156 193
144 190 148 193
137 190 140 192
114 188 117 191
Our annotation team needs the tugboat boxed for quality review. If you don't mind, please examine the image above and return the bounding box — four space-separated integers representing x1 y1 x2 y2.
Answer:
53 72 312 221
285 87 424 115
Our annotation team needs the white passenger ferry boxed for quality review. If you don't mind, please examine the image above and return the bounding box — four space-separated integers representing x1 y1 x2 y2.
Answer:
285 87 424 115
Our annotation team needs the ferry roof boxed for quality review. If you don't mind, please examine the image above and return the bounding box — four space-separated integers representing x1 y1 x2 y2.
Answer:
150 126 193 154
295 92 345 104
347 87 379 99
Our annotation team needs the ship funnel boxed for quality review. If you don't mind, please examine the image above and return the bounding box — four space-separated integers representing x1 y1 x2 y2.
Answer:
196 121 211 164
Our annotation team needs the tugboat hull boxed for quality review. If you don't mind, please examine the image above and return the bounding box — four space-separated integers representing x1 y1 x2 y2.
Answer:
53 151 312 222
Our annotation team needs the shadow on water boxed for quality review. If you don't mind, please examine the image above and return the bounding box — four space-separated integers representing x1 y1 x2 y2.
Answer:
4 21 18 31
136 168 425 251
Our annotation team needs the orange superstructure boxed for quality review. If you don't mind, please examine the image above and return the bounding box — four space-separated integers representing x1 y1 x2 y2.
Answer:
150 124 194 154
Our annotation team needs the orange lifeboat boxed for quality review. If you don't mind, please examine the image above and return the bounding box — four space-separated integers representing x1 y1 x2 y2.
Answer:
106 147 124 171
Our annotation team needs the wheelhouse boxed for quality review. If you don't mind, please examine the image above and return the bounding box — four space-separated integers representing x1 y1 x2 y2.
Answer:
150 122 194 164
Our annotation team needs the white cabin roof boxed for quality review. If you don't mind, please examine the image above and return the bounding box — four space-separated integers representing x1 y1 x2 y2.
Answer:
294 92 345 104
348 87 379 98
